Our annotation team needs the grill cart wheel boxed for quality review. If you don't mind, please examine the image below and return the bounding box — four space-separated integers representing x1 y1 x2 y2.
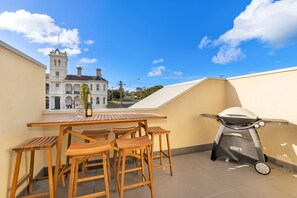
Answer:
254 162 271 175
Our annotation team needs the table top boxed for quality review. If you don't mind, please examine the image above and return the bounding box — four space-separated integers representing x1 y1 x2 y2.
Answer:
27 112 167 127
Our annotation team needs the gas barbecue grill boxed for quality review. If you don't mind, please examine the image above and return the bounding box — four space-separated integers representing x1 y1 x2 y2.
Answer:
202 107 288 175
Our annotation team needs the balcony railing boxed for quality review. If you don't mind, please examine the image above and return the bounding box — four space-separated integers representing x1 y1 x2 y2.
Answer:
66 91 72 94
74 91 80 94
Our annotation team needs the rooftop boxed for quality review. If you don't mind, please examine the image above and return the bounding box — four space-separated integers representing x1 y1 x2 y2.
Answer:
129 78 207 110
19 151 297 197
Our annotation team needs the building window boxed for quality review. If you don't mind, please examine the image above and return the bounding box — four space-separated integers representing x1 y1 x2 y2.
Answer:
96 84 99 91
46 97 49 109
58 60 61 66
46 83 49 94
54 59 57 66
91 97 93 104
96 97 100 104
90 84 93 91
103 84 106 91
56 71 59 77
103 97 106 104
56 83 59 88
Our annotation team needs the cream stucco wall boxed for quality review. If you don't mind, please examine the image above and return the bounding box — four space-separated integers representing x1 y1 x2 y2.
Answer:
226 68 297 165
152 78 226 149
41 67 297 187
0 44 45 197
43 78 226 164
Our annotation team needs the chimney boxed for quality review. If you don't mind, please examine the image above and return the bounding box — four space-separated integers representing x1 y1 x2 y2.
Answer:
96 68 102 77
77 66 82 77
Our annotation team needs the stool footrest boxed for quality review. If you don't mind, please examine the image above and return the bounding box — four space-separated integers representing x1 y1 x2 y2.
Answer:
20 192 49 198
119 167 142 174
84 162 103 168
123 180 151 191
77 191 106 198
16 173 31 189
77 174 105 183
153 151 170 159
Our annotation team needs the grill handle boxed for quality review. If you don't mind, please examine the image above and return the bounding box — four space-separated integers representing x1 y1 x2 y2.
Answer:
201 113 262 130
217 118 263 130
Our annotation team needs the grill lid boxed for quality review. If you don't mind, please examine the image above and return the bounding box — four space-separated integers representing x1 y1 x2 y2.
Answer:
218 107 259 126
219 107 258 119
201 107 288 130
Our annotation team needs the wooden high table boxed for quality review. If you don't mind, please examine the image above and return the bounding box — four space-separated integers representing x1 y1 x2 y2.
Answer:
27 112 167 195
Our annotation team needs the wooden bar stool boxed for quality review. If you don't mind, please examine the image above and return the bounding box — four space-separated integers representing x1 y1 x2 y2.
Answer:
112 127 138 178
10 136 58 198
81 129 111 178
115 136 154 198
66 140 111 198
148 126 174 176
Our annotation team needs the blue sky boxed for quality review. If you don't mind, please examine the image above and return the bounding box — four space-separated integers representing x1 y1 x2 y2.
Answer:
1 0 297 90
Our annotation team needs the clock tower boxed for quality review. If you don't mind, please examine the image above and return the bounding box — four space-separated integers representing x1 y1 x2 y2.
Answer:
49 49 68 80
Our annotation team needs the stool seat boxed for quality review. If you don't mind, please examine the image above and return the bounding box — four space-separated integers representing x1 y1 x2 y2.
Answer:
82 129 110 138
10 136 58 198
66 140 111 156
112 126 138 135
115 136 154 198
116 136 152 149
66 140 111 198
13 136 58 151
148 126 170 135
148 126 174 176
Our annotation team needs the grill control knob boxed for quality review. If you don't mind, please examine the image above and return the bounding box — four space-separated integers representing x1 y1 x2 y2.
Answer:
259 121 265 127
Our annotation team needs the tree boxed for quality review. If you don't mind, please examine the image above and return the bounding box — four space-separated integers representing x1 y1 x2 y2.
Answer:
80 82 90 109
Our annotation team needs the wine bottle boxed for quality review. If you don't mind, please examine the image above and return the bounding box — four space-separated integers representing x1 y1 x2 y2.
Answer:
85 102 93 117
85 93 93 117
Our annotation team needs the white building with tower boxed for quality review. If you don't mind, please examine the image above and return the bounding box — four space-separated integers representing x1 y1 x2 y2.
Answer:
46 49 108 110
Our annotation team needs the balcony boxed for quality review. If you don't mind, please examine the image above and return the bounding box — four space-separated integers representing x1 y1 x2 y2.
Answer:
66 91 72 94
18 151 297 197
74 91 80 94
3 40 297 198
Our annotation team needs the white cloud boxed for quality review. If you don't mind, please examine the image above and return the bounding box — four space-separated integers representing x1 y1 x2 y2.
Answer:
212 45 245 64
200 0 297 64
198 36 212 49
84 40 95 45
148 66 165 77
38 47 54 56
83 48 89 52
0 10 80 56
173 71 183 76
78 57 97 64
152 58 164 64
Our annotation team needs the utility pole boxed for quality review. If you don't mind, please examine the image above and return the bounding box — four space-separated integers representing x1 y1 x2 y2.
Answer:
118 81 126 107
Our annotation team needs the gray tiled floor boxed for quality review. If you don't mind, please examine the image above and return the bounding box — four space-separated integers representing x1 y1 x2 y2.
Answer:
21 151 297 197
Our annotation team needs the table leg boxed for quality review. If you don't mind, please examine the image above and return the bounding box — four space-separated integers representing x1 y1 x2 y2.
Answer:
54 125 66 195
144 120 148 136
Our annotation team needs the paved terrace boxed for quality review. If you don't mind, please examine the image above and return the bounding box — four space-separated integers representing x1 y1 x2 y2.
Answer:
20 151 297 198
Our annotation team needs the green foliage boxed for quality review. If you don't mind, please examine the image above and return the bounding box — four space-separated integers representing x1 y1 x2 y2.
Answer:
143 85 163 98
108 89 121 101
80 83 90 109
108 85 163 101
